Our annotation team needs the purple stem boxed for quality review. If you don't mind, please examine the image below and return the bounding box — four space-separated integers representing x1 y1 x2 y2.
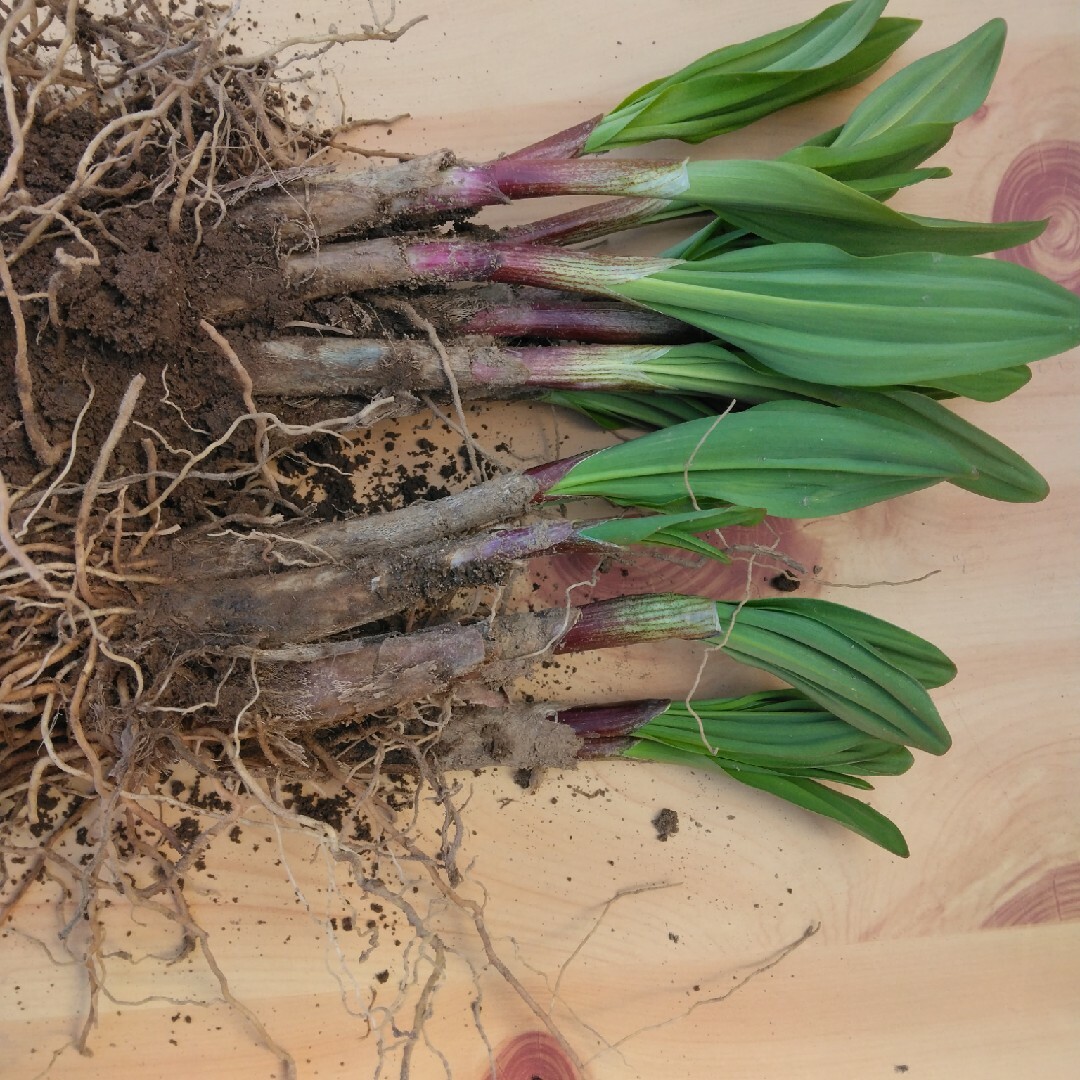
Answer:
284 238 674 302
576 736 637 759
408 157 688 217
500 116 603 161
524 451 595 495
494 344 665 389
500 196 673 246
555 699 670 738
457 298 702 344
404 239 673 292
555 594 721 653
446 519 597 568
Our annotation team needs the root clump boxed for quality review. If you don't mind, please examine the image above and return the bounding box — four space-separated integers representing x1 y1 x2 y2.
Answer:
1 4 580 1074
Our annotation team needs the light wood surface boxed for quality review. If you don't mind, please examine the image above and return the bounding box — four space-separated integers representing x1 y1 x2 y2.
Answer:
3 2 1079 1077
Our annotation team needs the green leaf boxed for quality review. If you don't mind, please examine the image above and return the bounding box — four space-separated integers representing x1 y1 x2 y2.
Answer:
656 163 954 262
548 386 743 432
555 594 951 754
776 20 1005 189
548 399 972 518
636 691 915 767
829 744 916 776
745 597 957 688
723 770 910 855
632 744 885 787
543 389 714 431
711 602 951 754
578 506 765 561
832 20 1006 145
589 22 1005 261
780 769 878 789
549 345 1047 504
925 366 1032 402
782 122 956 180
584 3 918 150
623 740 909 854
824 389 1049 503
599 340 818 398
662 221 760 261
695 371 1048 501
609 243 1080 387
821 166 951 200
679 160 1044 256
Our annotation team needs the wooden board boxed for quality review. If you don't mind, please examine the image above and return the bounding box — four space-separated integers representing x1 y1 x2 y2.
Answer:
3 2 1079 1077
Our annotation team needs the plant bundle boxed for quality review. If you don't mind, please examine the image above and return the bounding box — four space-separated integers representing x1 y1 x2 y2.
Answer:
0 0 1077 1069
3 0 1076 857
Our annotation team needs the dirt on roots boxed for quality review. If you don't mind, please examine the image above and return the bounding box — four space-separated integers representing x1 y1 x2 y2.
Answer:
1 4 588 1073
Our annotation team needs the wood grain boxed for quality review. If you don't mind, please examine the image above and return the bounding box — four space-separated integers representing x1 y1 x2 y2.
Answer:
2 2 1078 1077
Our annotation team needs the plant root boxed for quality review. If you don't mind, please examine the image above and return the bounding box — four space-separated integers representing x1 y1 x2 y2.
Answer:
0 3 776 1074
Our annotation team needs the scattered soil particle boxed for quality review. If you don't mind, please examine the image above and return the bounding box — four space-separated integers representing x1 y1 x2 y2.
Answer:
652 807 680 842
769 571 802 592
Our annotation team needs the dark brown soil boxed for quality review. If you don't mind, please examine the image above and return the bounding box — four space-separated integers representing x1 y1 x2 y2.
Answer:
652 807 680 841
2 108 290 496
1 89 575 785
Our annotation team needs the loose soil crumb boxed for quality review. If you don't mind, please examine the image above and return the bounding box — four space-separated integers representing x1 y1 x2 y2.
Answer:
652 807 680 842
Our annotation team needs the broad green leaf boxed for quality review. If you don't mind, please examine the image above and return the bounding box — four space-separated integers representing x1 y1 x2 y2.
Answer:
648 166 951 263
548 399 972 518
823 389 1049 502
648 130 958 255
679 160 1044 256
656 161 954 263
710 602 951 753
548 345 1047 503
578 506 764 560
815 744 915 776
745 597 957 687
610 243 1080 387
833 20 1005 145
690 369 1048 501
776 21 1006 186
584 3 918 150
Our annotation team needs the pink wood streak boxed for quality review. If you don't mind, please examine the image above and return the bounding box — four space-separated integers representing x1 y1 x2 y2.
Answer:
478 1030 581 1080
993 139 1080 294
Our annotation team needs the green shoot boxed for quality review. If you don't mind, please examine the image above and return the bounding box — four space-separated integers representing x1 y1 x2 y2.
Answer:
584 1 917 150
